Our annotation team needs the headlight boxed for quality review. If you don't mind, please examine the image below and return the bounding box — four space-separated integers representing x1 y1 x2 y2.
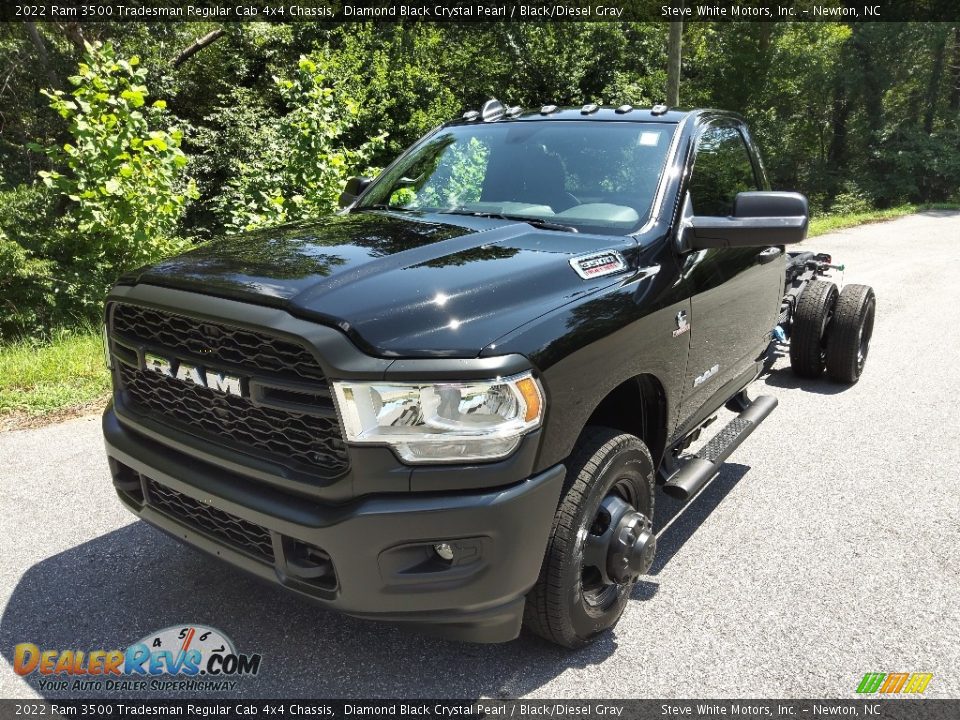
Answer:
331 372 544 464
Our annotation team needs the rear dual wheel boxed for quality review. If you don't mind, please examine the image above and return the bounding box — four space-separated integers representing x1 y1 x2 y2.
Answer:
790 279 838 378
826 284 876 384
790 280 876 384
525 428 656 648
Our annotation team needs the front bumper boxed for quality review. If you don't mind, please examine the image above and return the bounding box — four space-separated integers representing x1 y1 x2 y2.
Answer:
104 406 565 643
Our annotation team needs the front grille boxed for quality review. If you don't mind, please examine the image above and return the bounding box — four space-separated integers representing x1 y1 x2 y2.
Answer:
119 365 348 473
112 303 324 381
109 303 350 478
145 478 275 562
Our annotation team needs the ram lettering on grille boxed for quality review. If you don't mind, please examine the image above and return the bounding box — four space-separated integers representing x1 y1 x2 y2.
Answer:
110 303 350 477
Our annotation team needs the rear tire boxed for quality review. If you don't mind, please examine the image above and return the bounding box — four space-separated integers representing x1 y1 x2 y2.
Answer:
826 284 876 384
524 427 655 648
790 279 838 378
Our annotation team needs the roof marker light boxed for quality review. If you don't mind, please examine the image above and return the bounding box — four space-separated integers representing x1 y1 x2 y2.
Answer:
481 98 505 122
462 110 480 121
506 105 522 118
540 104 558 115
651 104 669 116
581 104 599 114
616 104 633 114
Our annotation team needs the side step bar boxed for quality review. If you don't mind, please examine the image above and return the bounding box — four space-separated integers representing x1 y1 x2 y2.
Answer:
663 395 778 501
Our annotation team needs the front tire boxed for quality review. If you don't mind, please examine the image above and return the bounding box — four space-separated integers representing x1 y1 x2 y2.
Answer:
524 428 655 648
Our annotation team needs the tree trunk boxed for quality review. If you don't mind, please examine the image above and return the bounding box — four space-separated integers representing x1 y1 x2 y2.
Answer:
172 29 225 68
56 21 87 55
828 80 850 167
666 21 683 106
851 25 884 143
949 25 960 113
923 27 949 134
24 23 60 89
826 76 851 200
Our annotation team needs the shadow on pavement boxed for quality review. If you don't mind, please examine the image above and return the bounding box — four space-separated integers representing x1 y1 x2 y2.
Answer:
1 522 616 699
917 208 960 218
762 366 848 395
650 463 750 576
2 465 753 698
761 344 849 396
628 462 751 600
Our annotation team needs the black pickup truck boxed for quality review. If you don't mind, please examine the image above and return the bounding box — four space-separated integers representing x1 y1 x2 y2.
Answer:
102 101 875 648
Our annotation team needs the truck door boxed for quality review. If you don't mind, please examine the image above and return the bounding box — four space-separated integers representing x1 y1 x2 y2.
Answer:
676 121 784 429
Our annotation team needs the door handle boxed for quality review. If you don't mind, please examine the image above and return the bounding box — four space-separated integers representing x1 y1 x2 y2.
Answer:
757 247 782 264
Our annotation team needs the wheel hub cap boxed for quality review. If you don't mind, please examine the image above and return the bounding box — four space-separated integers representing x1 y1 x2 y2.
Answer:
583 494 656 588
607 510 656 583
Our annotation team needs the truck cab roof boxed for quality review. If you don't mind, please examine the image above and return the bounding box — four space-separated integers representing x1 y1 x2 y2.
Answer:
447 102 743 127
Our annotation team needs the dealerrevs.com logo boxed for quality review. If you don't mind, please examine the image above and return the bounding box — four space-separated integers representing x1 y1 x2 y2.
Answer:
13 624 262 693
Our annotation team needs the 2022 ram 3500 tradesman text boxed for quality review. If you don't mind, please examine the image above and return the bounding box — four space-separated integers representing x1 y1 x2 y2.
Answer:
102 101 876 648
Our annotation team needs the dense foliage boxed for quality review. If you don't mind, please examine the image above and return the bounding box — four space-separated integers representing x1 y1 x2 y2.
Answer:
218 54 385 232
38 44 194 291
0 21 957 338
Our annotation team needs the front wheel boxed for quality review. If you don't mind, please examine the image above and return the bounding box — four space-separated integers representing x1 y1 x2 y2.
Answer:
524 428 656 648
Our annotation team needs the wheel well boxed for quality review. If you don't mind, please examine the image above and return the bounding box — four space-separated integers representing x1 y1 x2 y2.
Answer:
583 375 668 467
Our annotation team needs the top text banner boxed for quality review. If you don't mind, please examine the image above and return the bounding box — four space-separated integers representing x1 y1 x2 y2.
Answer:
3 0 958 22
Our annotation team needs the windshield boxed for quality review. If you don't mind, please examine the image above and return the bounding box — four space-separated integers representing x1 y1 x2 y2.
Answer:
357 120 676 235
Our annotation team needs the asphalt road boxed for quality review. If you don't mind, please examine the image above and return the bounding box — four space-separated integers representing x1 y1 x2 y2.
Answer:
1 211 958 700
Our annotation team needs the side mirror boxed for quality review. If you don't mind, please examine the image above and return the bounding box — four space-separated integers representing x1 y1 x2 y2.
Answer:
338 176 373 208
681 191 808 249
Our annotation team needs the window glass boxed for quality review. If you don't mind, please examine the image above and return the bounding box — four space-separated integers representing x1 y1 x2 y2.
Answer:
688 125 758 216
359 121 677 235
390 136 490 209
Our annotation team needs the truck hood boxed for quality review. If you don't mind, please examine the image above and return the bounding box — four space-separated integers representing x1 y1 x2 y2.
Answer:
130 211 636 357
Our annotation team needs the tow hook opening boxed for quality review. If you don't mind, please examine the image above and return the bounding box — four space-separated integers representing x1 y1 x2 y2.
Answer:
284 538 337 587
109 458 144 505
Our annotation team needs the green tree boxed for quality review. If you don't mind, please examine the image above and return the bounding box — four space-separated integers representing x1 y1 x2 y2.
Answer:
0 221 55 337
219 54 385 232
36 41 195 288
0 181 63 337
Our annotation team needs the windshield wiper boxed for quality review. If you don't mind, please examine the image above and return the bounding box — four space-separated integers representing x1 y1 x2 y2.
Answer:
442 209 578 233
356 203 419 213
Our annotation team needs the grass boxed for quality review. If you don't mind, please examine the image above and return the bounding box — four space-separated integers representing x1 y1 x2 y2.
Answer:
808 202 960 237
0 325 110 426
